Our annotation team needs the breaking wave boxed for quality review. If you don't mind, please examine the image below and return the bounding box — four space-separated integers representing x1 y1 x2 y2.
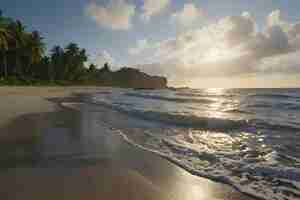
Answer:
115 129 300 200
91 98 300 133
90 87 300 200
125 93 215 104
248 93 300 99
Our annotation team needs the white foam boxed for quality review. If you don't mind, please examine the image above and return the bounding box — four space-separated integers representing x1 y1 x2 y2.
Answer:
114 129 300 200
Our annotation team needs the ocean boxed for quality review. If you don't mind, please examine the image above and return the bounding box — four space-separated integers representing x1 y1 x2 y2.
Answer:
90 87 300 200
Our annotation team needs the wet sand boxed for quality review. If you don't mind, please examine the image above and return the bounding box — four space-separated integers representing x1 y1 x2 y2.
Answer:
0 87 256 200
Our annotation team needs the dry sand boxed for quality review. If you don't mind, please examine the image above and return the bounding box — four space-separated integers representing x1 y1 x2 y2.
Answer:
0 87 256 200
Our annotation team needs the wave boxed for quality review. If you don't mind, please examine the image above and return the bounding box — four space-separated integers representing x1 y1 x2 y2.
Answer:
176 92 235 98
115 129 300 200
95 91 112 95
224 109 253 114
62 95 300 200
248 93 300 99
91 99 300 132
248 119 300 132
246 102 300 110
91 100 248 130
125 93 215 104
288 105 300 110
246 103 273 108
279 103 300 110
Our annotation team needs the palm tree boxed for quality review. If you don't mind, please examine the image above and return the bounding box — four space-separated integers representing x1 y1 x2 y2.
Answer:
100 62 111 73
42 56 53 81
88 64 97 72
35 56 51 81
25 31 45 76
64 43 80 80
65 43 80 55
8 20 27 76
29 31 44 63
0 12 11 78
50 45 64 80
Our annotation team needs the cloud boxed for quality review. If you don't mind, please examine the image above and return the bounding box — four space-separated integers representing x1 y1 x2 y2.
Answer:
171 3 204 26
266 9 300 37
288 23 300 38
128 39 161 57
128 39 149 55
130 10 300 83
257 51 300 74
94 50 115 68
85 0 135 30
267 10 282 27
266 9 290 31
141 0 170 22
223 12 256 46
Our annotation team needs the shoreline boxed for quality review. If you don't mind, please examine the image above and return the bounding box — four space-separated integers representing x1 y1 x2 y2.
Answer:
115 130 262 200
61 99 260 200
0 87 255 200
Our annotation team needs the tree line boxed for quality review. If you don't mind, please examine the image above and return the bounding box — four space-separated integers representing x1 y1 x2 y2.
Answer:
0 11 111 85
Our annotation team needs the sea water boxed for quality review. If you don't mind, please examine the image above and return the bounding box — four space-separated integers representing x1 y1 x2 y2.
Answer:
91 88 300 200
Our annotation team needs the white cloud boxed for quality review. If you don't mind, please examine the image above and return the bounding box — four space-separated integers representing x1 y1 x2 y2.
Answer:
85 0 135 30
172 3 203 26
257 51 300 73
130 10 300 83
141 0 170 22
288 23 300 38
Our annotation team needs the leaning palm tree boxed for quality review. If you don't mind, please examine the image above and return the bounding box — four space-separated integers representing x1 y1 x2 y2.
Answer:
0 13 11 78
8 20 27 77
25 31 45 76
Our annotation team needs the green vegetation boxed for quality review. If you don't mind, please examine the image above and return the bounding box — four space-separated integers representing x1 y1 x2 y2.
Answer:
0 11 167 88
0 11 111 86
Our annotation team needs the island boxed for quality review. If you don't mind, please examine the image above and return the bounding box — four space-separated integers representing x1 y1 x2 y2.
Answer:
96 66 167 89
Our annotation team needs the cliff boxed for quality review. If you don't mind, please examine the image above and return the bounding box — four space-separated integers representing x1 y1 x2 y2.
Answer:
96 67 167 89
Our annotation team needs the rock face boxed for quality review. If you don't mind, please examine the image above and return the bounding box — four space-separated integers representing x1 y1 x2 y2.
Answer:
97 67 167 89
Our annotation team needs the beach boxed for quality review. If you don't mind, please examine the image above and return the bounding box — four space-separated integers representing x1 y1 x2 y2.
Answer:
0 87 256 200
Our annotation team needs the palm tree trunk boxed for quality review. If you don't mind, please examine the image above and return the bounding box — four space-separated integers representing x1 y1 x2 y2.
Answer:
3 53 7 78
1 50 7 78
3 53 8 78
15 53 21 77
49 64 54 82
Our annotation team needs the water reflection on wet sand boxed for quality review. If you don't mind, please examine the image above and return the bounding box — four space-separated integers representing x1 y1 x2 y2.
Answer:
0 95 255 200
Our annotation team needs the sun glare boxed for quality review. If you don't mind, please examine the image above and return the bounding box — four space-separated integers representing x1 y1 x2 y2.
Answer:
201 47 242 63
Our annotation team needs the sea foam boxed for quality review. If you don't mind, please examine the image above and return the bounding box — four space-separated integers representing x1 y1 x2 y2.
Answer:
113 128 300 200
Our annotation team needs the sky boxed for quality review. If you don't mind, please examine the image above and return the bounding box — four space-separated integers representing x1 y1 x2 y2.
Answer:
2 0 300 88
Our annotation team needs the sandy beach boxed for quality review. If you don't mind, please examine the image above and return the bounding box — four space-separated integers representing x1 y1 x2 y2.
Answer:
0 87 255 200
